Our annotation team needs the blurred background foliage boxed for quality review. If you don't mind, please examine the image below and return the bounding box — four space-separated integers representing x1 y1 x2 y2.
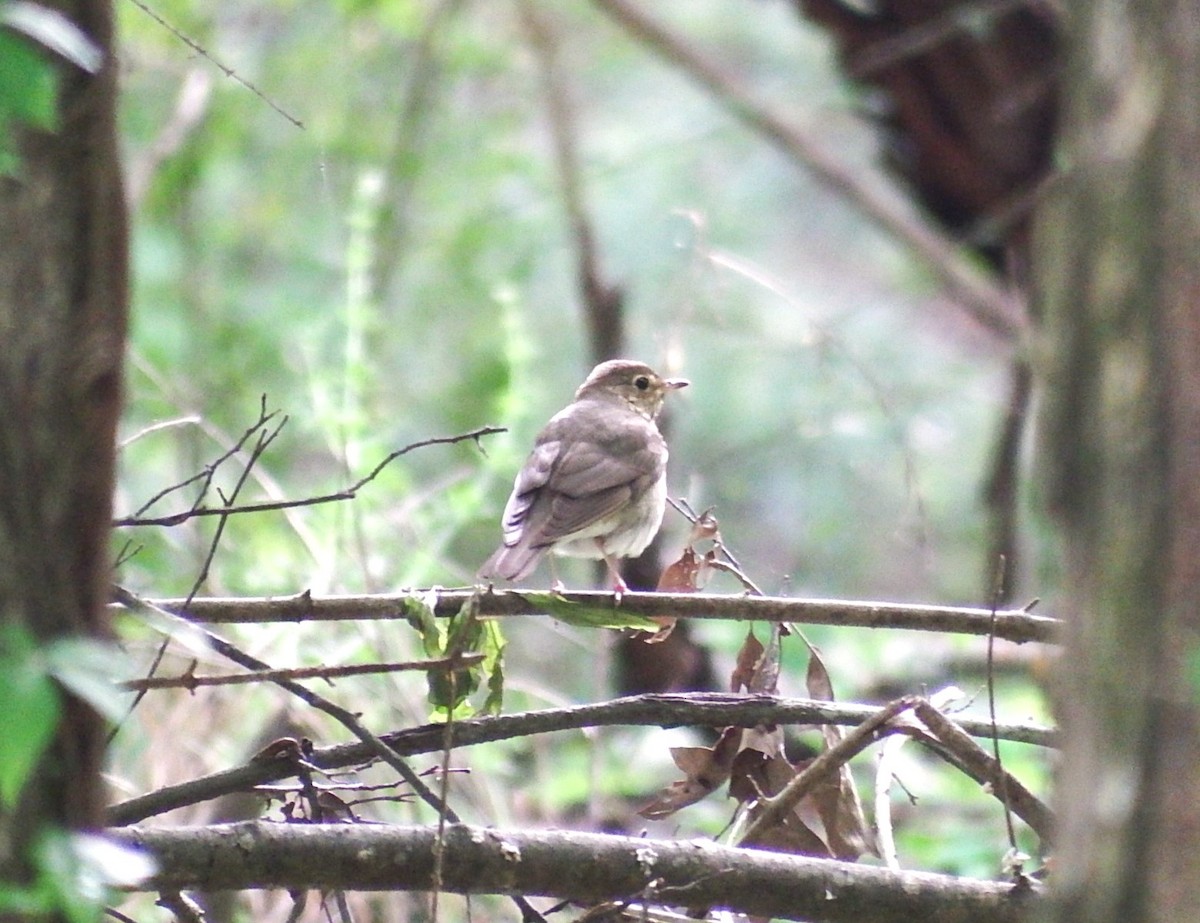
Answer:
107 0 1054 905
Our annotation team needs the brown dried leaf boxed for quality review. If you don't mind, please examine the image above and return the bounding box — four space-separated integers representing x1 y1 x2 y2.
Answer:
732 752 834 858
637 777 715 819
805 644 835 702
637 727 743 819
731 629 764 693
742 815 833 858
730 626 780 694
802 644 878 859
646 545 715 642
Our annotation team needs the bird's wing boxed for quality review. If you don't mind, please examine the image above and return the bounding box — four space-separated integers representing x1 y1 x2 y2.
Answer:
499 439 559 544
516 428 663 546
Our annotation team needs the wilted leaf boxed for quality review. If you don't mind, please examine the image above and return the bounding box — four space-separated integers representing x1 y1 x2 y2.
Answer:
637 727 742 819
645 545 709 641
731 750 833 858
741 814 833 858
404 592 507 719
0 626 59 808
802 645 878 859
731 629 763 693
731 626 780 694
804 643 835 702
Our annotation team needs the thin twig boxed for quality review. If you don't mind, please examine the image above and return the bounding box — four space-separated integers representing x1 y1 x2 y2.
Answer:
113 587 460 826
184 408 285 602
987 556 1021 852
123 0 304 129
738 696 919 847
128 397 280 519
120 654 484 692
115 425 506 527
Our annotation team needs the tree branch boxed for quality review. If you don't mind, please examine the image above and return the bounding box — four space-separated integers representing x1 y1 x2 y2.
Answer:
130 589 1058 644
110 822 1038 923
119 654 483 692
114 425 506 528
107 692 1054 826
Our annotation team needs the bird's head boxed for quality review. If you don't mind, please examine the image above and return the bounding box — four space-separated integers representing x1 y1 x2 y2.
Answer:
575 359 689 420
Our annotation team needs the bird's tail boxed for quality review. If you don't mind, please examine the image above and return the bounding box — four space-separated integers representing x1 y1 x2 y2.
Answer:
477 542 543 583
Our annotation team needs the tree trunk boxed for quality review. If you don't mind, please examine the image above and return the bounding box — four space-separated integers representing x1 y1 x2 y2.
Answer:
1035 1 1200 920
0 0 126 872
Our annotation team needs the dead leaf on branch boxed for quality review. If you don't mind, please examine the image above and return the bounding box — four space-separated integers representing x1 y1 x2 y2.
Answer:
637 726 742 819
804 644 879 860
645 545 716 642
731 749 834 858
730 624 781 695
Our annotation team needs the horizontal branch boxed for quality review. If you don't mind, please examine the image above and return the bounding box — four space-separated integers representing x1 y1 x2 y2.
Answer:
110 822 1038 923
107 692 1055 826
128 590 1059 644
120 653 483 692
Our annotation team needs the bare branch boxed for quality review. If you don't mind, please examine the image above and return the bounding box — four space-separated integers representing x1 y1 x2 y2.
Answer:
912 700 1053 841
120 654 484 692
110 822 1038 923
115 425 506 528
124 0 303 129
107 692 1054 826
132 589 1058 644
113 588 457 826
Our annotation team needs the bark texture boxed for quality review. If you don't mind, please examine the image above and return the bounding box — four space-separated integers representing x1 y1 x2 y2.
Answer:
1036 1 1200 920
112 821 1038 923
0 0 126 861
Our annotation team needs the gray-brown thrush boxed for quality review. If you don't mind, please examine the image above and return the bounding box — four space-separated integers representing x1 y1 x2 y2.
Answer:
479 359 688 593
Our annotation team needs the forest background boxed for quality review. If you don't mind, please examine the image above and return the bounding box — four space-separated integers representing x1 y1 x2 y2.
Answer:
5 0 1108 920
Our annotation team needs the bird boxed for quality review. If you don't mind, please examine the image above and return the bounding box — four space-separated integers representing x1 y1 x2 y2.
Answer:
479 359 688 595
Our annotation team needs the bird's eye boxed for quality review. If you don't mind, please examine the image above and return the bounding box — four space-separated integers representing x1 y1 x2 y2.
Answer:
634 376 651 390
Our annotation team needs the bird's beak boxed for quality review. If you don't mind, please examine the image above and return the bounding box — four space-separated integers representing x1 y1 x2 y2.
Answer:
665 378 689 390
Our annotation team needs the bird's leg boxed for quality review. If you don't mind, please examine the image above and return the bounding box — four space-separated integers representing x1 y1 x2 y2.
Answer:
595 539 629 602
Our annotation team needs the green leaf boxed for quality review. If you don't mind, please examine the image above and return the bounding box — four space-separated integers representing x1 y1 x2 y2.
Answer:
480 619 506 715
402 592 444 660
523 592 661 632
45 638 133 723
0 32 59 131
0 625 60 808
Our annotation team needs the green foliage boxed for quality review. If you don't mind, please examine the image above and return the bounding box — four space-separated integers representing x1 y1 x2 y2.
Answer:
0 625 145 922
0 624 59 807
0 2 104 171
0 828 155 923
0 624 132 806
523 592 660 632
404 593 505 719
0 31 56 172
